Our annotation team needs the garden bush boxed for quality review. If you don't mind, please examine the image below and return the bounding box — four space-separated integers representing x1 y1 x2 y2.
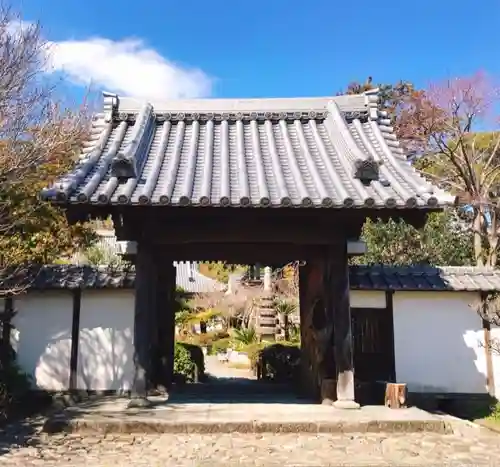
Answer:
245 342 268 369
209 337 232 355
0 353 35 422
173 342 205 383
256 343 301 384
181 330 231 350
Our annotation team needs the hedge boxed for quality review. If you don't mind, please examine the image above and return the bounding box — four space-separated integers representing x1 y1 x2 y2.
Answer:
255 343 301 384
173 342 205 383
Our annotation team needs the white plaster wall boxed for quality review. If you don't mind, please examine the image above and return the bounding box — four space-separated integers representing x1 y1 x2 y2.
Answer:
393 291 500 397
350 290 386 309
77 289 135 391
10 291 73 391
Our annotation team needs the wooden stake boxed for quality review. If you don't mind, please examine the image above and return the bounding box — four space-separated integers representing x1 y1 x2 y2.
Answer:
384 383 407 409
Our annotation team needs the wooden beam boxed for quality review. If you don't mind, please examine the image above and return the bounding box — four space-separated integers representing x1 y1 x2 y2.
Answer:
150 243 332 263
69 289 82 390
64 204 433 233
138 224 340 245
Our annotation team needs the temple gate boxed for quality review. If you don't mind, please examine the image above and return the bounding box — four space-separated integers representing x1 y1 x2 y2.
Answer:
42 91 452 408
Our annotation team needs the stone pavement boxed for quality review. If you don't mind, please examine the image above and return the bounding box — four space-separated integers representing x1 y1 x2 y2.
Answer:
44 397 452 434
204 354 256 380
3 360 498 465
1 415 500 466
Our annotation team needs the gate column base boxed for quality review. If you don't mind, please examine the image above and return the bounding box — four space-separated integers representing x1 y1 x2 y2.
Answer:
127 397 153 409
333 399 360 410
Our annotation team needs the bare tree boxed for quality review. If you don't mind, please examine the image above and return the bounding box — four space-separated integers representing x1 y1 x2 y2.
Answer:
400 72 500 267
0 5 92 295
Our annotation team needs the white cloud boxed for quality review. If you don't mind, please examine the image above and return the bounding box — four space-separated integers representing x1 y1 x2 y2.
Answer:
45 36 213 100
6 19 212 99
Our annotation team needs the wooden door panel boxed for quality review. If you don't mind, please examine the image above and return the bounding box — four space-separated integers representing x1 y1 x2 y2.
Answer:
351 307 395 383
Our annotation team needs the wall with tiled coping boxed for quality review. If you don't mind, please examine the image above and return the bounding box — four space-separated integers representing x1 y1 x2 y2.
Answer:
3 289 500 400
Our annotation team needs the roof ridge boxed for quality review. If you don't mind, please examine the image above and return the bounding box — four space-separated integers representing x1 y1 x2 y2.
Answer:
103 91 371 117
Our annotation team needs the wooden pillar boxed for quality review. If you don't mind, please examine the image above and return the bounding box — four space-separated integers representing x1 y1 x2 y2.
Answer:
298 242 359 408
299 260 327 401
328 242 359 409
0 296 14 365
68 289 82 390
153 261 176 390
128 242 156 408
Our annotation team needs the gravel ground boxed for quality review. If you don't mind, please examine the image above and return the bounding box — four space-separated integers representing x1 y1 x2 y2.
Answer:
1 415 500 466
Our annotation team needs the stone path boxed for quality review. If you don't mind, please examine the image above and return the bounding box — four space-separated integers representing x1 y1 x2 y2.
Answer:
1 416 500 466
204 354 255 380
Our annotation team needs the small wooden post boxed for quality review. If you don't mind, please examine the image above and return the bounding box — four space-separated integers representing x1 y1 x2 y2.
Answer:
385 383 407 409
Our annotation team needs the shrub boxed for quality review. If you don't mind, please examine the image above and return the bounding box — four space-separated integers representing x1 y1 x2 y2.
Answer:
244 341 268 370
209 337 232 355
173 343 196 383
191 333 213 347
180 342 205 380
232 327 258 348
0 355 33 421
173 342 205 383
489 401 500 421
257 343 301 384
213 330 230 340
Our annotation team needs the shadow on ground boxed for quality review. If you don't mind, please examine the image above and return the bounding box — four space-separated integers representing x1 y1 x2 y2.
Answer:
168 377 313 404
0 397 52 457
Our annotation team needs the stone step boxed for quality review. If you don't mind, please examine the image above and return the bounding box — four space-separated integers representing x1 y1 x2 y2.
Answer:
44 406 454 435
256 317 277 325
257 311 276 318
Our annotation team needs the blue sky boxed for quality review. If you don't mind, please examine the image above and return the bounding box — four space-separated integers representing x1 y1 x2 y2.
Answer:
15 0 500 100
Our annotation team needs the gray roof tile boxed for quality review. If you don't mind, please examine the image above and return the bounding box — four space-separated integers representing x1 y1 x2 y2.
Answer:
41 91 453 209
174 262 224 293
2 263 223 294
349 265 500 292
4 264 500 293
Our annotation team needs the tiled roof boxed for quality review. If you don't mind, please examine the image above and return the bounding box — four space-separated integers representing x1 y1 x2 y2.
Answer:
2 263 223 293
350 265 500 292
41 91 453 209
174 262 224 293
4 264 500 293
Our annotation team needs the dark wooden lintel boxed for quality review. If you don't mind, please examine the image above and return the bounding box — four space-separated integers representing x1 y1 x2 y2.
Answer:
151 243 331 263
63 204 432 240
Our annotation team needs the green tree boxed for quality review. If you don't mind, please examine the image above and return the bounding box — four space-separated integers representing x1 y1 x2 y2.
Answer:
353 211 474 266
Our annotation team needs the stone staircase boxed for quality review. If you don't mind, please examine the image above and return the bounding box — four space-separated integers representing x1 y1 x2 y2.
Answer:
253 295 278 340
